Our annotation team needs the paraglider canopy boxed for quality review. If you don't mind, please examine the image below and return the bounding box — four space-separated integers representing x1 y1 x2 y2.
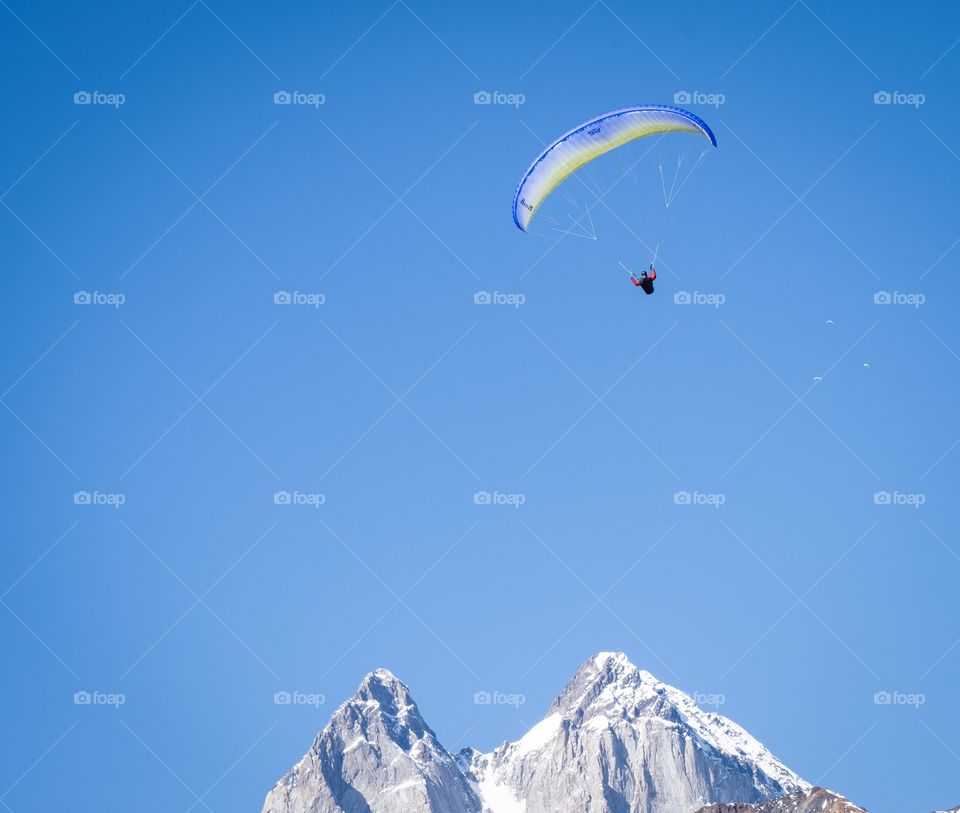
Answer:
512 105 717 232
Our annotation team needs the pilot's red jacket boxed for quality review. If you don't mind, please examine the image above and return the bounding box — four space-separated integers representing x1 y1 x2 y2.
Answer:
631 268 656 293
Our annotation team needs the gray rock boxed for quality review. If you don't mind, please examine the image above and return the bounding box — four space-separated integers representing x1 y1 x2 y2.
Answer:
260 668 481 813
695 786 868 813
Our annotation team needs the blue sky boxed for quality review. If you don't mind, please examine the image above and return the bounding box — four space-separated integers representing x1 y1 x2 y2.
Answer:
1 1 959 811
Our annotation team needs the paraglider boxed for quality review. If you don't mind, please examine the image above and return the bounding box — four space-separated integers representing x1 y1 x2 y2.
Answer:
511 105 716 301
633 265 657 295
512 105 717 233
622 263 657 294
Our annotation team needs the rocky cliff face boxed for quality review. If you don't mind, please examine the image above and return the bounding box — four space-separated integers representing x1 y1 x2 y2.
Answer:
462 652 808 813
259 652 812 813
259 668 481 813
695 787 867 813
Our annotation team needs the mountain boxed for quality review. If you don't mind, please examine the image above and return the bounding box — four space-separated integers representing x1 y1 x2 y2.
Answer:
260 668 481 813
462 652 809 813
259 652 810 813
695 787 867 813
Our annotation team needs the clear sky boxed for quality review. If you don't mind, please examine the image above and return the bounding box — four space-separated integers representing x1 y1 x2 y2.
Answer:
1 1 959 812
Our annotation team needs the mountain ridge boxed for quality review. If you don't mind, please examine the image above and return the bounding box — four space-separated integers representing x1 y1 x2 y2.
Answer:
259 652 826 813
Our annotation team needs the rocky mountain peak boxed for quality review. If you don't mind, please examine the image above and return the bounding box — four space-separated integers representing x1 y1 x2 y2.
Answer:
354 668 420 721
319 667 436 757
261 654 817 813
551 651 664 717
695 786 868 813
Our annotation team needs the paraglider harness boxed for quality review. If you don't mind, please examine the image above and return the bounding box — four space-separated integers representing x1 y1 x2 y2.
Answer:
631 265 657 295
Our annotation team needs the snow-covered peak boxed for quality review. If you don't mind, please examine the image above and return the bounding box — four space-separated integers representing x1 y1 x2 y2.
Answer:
592 650 632 668
545 653 809 795
353 667 420 720
270 667 481 813
358 666 407 697
312 666 439 759
551 651 661 717
590 650 650 675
